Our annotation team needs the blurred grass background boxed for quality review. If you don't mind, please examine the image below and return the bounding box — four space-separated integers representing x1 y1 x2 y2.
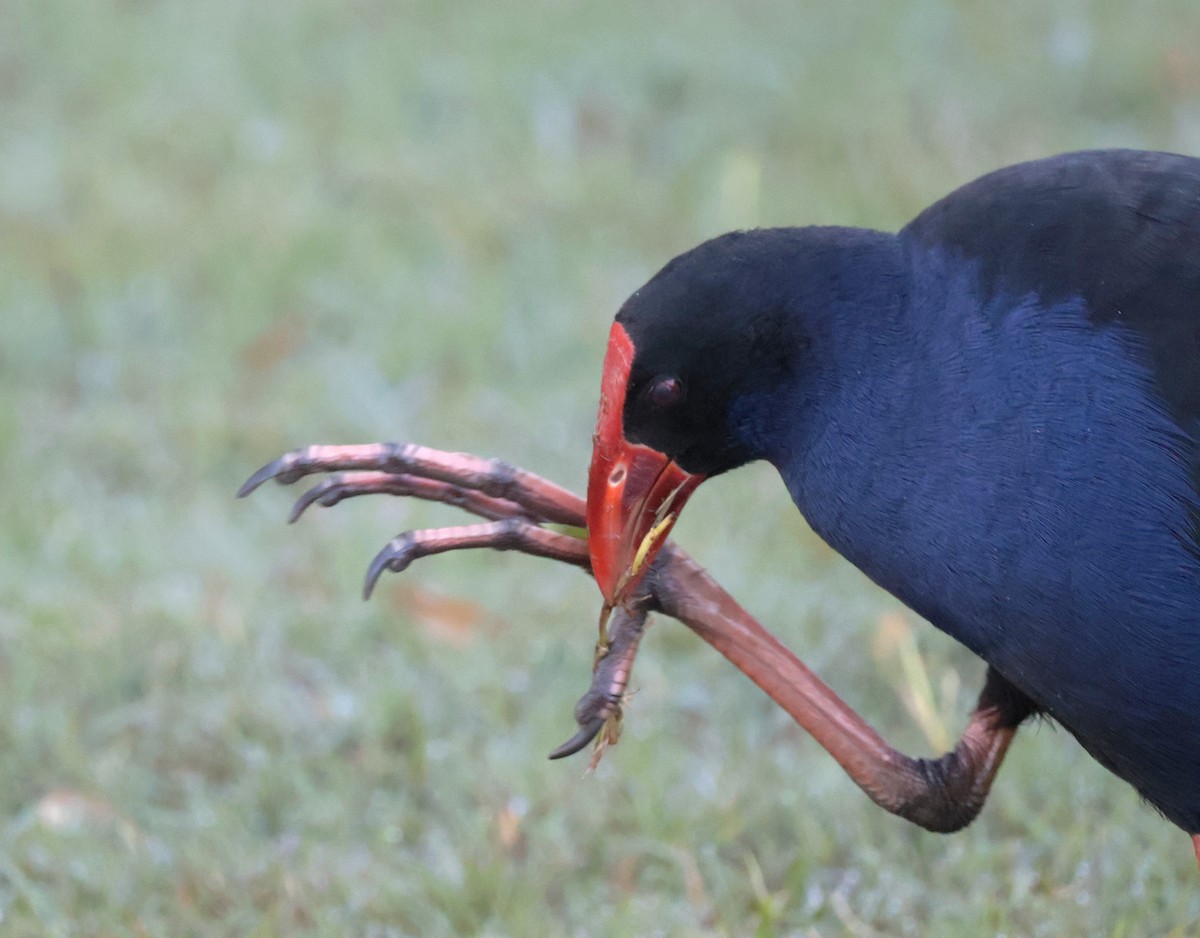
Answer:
4 0 1200 933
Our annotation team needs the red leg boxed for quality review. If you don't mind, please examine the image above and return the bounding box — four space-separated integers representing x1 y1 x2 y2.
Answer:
243 444 1030 831
1193 833 1200 868
646 547 1034 831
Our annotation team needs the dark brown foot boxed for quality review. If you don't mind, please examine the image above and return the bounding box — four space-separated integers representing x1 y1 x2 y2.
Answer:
885 668 1037 832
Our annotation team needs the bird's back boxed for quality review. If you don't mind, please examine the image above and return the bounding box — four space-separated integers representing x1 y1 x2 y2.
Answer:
904 149 1200 434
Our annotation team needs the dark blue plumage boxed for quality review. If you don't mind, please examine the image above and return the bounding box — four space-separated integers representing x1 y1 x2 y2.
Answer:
613 150 1200 833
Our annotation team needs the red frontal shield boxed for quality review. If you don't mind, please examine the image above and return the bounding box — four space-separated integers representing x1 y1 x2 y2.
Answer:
587 322 704 605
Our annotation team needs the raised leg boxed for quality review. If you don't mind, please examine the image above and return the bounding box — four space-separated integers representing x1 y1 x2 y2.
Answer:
646 547 1036 831
242 443 1033 833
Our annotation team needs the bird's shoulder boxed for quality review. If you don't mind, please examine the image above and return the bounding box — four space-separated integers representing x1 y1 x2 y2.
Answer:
902 148 1200 423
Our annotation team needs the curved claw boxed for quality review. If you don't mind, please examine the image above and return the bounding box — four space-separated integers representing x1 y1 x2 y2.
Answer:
547 717 606 760
361 519 588 600
363 535 415 599
238 456 293 498
288 476 344 523
239 444 393 499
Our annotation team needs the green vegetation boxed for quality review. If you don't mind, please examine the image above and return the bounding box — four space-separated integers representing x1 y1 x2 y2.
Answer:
5 0 1200 932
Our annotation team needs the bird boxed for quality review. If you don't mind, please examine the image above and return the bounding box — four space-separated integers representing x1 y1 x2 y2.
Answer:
585 148 1200 855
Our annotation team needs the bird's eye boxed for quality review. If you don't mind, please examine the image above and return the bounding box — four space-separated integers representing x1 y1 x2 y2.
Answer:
648 376 685 407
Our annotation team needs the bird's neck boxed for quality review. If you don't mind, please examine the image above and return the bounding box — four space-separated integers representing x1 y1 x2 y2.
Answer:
729 226 913 473
755 235 1015 648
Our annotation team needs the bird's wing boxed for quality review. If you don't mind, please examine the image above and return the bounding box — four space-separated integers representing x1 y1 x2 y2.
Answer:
902 149 1200 428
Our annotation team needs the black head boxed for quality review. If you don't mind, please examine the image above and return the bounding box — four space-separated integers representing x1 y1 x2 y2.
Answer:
586 225 904 604
615 226 890 476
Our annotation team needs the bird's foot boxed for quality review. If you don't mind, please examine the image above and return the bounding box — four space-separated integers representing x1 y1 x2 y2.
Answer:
241 444 592 592
241 442 637 762
548 604 647 763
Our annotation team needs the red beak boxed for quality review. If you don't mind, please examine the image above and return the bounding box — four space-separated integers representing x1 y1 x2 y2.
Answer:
587 322 705 606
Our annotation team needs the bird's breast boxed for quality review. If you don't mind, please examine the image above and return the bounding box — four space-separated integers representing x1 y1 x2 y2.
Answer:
775 255 1200 825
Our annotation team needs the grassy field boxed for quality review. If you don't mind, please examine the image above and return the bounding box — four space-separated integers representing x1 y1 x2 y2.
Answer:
5 0 1200 933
